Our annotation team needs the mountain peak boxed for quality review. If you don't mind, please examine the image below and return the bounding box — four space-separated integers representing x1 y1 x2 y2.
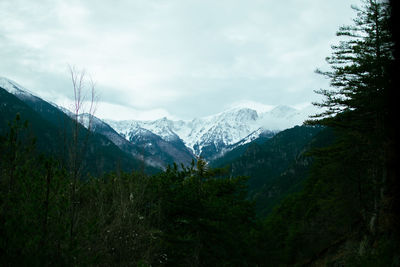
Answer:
213 107 259 122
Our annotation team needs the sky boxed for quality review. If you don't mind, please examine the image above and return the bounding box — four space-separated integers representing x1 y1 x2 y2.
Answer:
0 0 360 121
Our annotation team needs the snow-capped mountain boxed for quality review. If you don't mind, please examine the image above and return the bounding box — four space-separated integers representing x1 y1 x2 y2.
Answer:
74 113 195 168
177 108 259 155
107 117 181 142
77 113 192 168
106 104 316 160
1 76 317 165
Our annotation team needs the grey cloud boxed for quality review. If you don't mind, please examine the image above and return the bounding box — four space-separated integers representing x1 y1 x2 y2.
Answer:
0 0 360 120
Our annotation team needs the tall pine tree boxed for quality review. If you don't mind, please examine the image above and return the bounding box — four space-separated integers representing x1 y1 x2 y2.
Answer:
308 0 396 257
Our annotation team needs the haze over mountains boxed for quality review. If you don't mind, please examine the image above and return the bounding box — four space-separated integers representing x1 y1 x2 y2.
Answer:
0 76 317 168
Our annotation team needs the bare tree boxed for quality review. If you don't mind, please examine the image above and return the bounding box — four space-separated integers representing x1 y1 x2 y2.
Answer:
67 65 99 250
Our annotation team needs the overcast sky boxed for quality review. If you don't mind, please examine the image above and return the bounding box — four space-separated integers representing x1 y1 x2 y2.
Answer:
0 0 360 121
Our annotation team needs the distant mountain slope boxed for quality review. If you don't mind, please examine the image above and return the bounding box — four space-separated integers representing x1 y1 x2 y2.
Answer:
209 129 276 168
211 125 326 216
81 114 194 167
252 127 335 216
0 78 160 175
77 113 166 169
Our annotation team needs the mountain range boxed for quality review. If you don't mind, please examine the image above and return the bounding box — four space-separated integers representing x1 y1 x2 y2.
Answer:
105 102 317 163
0 76 318 169
1 76 332 218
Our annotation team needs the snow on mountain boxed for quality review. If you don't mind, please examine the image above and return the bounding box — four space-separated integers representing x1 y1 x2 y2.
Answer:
0 77 40 102
1 76 317 161
105 119 180 142
141 117 181 142
180 108 260 156
106 103 316 159
106 108 259 157
230 127 270 148
78 113 134 148
0 77 70 113
102 118 195 167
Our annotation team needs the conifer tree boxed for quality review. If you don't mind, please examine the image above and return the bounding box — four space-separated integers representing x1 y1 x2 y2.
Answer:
307 0 396 256
309 0 393 131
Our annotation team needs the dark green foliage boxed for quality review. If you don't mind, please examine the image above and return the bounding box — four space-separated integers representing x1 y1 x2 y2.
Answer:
255 136 367 265
151 161 256 266
252 1 398 265
0 116 70 266
209 131 275 169
306 0 398 262
212 125 324 216
0 119 256 266
0 88 61 154
215 126 323 194
253 127 336 217
69 171 163 266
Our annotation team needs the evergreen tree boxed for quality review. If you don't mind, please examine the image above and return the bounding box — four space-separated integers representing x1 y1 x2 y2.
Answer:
306 0 397 262
310 0 393 127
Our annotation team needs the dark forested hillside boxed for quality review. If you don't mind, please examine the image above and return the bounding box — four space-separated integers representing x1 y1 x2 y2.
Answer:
209 129 276 168
214 126 322 192
0 88 160 175
252 127 336 216
211 125 326 216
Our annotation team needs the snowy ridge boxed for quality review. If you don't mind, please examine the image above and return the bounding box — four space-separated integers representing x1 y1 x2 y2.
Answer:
232 127 269 147
2 76 318 161
0 77 67 112
0 77 39 101
106 104 317 158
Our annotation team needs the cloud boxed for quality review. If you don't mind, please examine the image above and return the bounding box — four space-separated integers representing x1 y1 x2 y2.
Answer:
0 0 360 120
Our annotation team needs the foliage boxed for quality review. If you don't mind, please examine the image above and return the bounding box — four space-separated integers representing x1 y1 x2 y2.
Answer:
0 118 256 266
253 0 398 265
0 115 70 266
151 160 256 266
212 125 324 217
308 0 397 253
